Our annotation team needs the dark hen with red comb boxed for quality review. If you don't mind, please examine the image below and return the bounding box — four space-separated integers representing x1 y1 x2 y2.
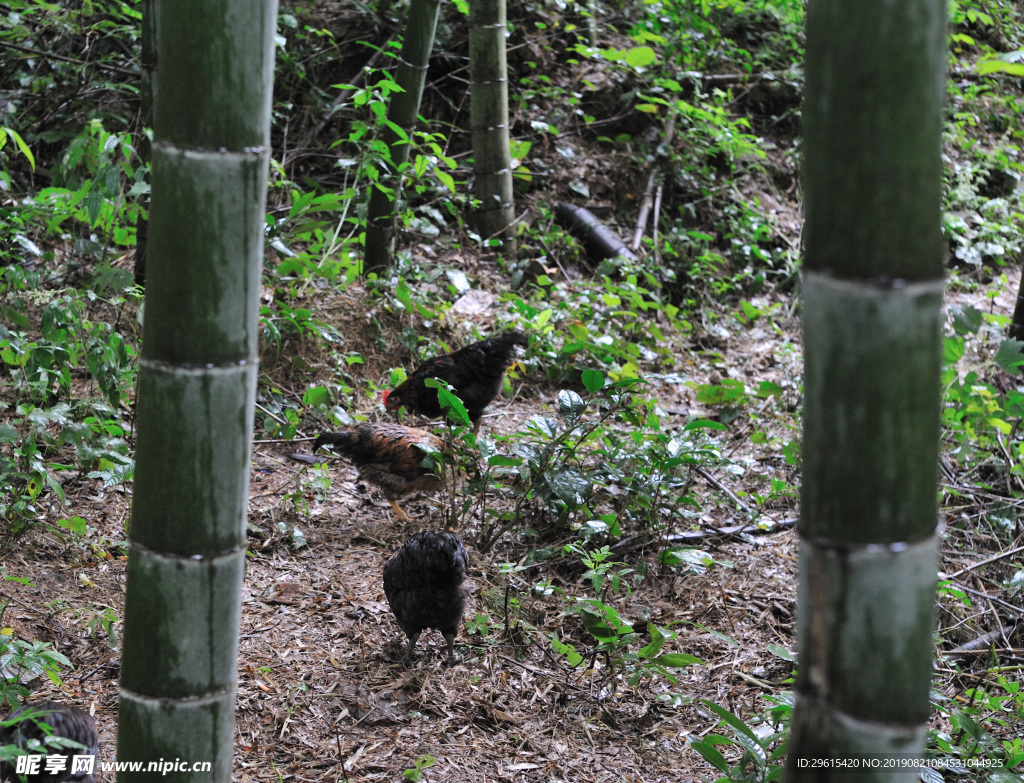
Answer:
383 529 472 665
0 701 98 783
383 331 527 432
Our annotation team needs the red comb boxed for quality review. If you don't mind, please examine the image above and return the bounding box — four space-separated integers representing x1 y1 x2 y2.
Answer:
381 390 390 403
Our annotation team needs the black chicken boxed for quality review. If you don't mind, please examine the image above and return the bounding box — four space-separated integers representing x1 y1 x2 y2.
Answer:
383 331 527 432
382 529 472 666
313 422 444 521
0 701 98 783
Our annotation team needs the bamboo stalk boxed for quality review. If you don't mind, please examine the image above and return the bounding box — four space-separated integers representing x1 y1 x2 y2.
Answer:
788 0 946 778
116 1 277 778
363 0 442 274
469 0 515 248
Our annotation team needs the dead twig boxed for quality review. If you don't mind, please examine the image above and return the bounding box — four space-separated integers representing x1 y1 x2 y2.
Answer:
947 543 1024 580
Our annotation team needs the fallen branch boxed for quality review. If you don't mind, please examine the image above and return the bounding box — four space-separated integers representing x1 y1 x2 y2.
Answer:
632 114 676 251
947 623 1020 656
947 543 1024 580
0 40 136 76
609 517 798 559
553 202 638 265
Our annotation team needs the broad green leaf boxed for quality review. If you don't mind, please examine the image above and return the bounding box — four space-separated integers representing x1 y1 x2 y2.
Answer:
567 321 589 341
579 519 608 539
508 139 532 160
625 46 656 68
690 740 729 772
435 169 455 193
45 474 66 504
487 454 523 467
976 59 1024 76
649 653 702 668
695 379 746 405
700 699 761 745
684 418 727 431
768 643 797 662
2 127 35 170
994 338 1024 372
950 304 983 337
638 623 666 658
659 547 717 573
943 336 965 365
729 727 768 764
548 468 590 505
425 378 471 426
579 602 631 642
551 634 584 666
27 473 43 499
476 437 496 461
302 385 330 408
988 417 1012 435
740 300 762 322
557 389 585 425
530 416 558 439
581 369 605 393
57 516 88 535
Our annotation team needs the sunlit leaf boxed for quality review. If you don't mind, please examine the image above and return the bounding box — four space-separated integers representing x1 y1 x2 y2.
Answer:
625 46 656 68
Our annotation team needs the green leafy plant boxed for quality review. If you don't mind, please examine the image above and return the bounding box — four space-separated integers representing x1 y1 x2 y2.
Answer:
929 674 1024 778
0 417 67 539
402 754 436 782
942 303 1024 492
0 126 35 170
0 293 137 409
285 463 333 516
85 606 120 651
504 273 689 381
265 188 361 287
691 698 787 783
555 540 701 695
467 366 734 552
0 635 73 709
260 300 343 351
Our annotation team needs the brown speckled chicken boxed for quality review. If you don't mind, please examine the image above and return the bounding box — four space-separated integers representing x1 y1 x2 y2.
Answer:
0 701 99 783
313 423 444 521
383 529 472 666
383 331 527 432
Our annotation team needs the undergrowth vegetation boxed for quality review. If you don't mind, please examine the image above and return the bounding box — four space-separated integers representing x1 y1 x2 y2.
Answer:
1 0 1024 778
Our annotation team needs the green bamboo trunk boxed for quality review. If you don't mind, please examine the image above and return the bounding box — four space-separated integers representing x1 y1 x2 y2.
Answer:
134 0 156 287
1008 266 1024 345
116 1 277 780
363 0 442 274
468 0 514 246
788 0 946 779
